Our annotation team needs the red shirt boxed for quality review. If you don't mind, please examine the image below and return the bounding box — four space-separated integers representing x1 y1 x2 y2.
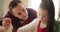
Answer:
38 21 47 32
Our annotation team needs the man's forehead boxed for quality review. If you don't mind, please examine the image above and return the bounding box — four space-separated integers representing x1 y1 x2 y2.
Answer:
18 3 26 9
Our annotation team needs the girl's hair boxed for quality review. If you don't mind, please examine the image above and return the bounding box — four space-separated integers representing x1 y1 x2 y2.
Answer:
9 0 22 11
40 0 55 32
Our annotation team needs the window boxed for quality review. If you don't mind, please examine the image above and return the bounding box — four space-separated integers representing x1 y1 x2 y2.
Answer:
28 0 41 11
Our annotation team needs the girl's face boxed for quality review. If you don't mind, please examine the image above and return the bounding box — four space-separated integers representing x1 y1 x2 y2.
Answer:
38 8 49 24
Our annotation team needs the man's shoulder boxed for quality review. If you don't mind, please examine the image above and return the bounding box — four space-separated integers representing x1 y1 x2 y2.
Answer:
26 8 37 22
4 11 13 18
27 8 37 14
26 8 37 18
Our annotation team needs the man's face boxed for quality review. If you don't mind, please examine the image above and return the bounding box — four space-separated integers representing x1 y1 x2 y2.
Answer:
12 3 28 20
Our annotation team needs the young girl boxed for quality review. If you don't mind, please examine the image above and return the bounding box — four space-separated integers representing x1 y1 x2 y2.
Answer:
17 0 56 32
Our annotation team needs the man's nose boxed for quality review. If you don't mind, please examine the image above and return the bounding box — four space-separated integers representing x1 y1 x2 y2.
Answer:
22 12 27 17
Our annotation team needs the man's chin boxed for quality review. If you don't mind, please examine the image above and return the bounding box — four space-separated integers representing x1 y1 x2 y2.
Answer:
23 18 28 20
18 17 28 21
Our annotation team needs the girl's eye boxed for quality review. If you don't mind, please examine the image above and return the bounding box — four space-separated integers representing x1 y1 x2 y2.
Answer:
43 16 46 18
43 15 48 18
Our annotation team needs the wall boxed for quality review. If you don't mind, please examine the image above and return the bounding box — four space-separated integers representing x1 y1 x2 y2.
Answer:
0 0 4 18
3 0 12 17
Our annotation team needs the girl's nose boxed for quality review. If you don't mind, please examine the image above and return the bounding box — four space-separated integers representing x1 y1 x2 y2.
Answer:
40 15 43 20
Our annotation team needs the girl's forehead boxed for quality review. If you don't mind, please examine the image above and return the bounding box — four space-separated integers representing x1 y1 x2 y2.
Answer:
38 8 48 15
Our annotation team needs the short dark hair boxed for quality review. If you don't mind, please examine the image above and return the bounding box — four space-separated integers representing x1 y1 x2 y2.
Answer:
9 0 22 11
40 0 55 32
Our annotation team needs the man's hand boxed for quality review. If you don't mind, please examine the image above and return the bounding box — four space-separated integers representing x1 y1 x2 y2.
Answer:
0 18 11 32
2 18 11 30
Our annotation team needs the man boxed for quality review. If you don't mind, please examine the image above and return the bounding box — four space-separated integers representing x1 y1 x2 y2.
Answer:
5 0 37 32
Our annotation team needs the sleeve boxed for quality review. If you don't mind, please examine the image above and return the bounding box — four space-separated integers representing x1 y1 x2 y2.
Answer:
17 19 39 32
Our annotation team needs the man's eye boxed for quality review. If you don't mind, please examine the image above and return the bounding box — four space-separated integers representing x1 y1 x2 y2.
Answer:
22 10 25 12
18 13 21 15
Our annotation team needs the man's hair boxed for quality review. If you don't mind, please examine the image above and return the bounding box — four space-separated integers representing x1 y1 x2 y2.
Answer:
9 0 22 11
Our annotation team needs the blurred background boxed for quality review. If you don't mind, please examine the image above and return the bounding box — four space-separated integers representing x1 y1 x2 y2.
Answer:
0 0 60 32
